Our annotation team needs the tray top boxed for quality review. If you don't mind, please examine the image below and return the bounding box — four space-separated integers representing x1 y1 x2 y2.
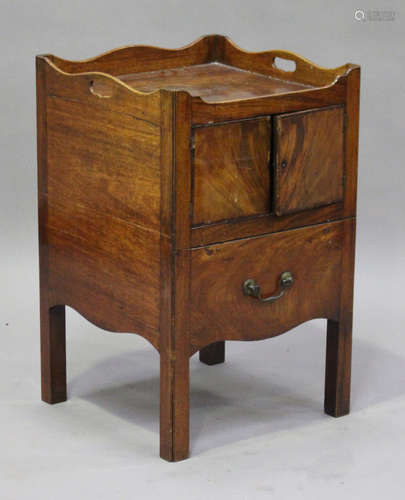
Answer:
42 36 356 106
118 62 313 103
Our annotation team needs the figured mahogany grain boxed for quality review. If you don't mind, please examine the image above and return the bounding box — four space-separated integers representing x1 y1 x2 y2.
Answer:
46 95 161 230
193 118 271 225
274 106 344 215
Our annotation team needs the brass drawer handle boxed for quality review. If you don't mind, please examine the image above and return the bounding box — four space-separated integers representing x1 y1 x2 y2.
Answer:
243 271 294 303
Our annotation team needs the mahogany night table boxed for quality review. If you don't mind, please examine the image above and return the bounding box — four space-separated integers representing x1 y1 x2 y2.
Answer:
36 35 360 461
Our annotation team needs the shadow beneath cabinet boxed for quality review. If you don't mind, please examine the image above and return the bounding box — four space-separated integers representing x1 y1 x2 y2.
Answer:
68 320 405 455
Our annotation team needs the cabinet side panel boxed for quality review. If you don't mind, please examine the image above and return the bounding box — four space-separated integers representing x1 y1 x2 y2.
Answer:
39 60 162 345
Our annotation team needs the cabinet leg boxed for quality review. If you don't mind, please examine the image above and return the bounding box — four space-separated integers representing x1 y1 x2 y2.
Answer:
160 350 190 461
199 341 225 365
40 304 67 404
324 317 352 417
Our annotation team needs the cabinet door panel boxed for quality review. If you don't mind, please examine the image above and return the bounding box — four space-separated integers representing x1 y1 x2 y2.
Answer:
193 118 271 225
274 106 344 215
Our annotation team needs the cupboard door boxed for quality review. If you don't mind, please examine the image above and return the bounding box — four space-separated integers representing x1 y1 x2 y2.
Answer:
192 117 271 225
274 106 344 215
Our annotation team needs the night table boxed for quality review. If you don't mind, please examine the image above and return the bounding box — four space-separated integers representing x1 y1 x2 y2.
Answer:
36 35 360 461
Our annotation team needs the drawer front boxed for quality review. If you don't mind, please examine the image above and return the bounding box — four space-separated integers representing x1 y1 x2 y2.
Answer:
190 220 346 351
274 106 344 215
192 117 271 225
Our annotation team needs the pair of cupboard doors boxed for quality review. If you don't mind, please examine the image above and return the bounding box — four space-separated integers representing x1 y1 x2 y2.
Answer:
193 105 344 225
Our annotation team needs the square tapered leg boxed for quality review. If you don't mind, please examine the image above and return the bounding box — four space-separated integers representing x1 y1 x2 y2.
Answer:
40 304 67 404
324 317 352 417
160 350 190 461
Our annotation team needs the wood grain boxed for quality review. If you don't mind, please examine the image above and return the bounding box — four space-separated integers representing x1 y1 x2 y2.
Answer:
191 202 345 248
45 57 161 125
274 106 344 215
343 67 361 217
46 35 352 86
193 118 271 225
160 92 193 462
220 37 352 87
37 57 68 404
190 221 345 353
191 81 346 124
39 57 162 348
37 39 360 460
48 35 220 76
46 94 161 230
122 63 311 103
42 35 357 126
44 196 160 345
325 218 356 417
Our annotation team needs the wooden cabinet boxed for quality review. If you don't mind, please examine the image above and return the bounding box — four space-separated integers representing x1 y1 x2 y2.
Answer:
36 35 360 461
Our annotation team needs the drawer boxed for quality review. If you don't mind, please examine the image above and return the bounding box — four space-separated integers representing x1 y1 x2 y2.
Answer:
190 220 345 351
192 117 271 225
274 106 344 215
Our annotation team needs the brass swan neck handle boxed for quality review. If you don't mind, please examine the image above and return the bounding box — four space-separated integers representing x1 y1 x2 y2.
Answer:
242 272 294 303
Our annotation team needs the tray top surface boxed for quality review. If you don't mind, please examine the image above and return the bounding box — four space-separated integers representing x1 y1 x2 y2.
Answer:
118 62 313 103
